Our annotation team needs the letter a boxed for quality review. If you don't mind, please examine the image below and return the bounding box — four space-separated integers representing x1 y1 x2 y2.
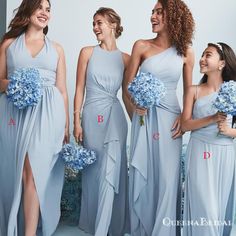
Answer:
8 118 16 126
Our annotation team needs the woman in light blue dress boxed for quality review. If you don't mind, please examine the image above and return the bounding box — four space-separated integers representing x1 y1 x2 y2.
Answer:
0 0 69 235
73 7 130 236
182 43 236 236
123 0 195 235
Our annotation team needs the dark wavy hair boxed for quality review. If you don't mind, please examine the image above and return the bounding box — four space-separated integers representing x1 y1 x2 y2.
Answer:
158 0 195 56
2 0 50 42
93 7 123 39
200 42 236 127
200 43 236 84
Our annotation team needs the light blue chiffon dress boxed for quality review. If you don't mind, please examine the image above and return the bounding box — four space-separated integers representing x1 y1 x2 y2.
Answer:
0 33 66 236
129 47 183 236
79 45 130 236
183 90 236 236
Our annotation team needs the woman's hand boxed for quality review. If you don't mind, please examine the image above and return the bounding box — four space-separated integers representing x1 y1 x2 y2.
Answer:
63 127 70 144
130 97 148 116
212 112 227 123
135 106 147 116
73 124 83 143
217 120 231 136
172 115 184 139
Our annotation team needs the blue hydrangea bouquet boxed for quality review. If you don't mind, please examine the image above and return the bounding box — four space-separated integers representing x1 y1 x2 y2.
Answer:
213 80 236 115
59 142 97 174
6 68 43 109
128 72 166 125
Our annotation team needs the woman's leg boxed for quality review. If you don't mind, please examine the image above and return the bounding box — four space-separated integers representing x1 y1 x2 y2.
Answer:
22 155 40 236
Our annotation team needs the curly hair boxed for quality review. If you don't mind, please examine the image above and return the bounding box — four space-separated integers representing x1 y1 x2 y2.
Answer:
158 0 195 56
94 7 123 39
2 0 50 42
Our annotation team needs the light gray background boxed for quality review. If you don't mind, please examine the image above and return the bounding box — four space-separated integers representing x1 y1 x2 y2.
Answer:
6 0 236 144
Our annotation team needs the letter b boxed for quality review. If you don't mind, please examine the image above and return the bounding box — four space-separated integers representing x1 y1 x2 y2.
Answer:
97 115 104 123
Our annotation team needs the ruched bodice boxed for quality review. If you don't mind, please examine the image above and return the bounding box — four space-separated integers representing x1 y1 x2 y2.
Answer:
191 92 233 145
84 45 124 107
140 47 183 114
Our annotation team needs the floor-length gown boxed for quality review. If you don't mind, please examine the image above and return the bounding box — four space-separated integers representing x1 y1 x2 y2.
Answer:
183 91 236 236
79 45 130 236
0 33 66 236
129 47 183 236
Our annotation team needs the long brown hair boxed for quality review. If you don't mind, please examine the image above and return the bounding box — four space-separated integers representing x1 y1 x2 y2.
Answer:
2 0 50 42
200 42 236 127
200 43 236 84
158 0 195 56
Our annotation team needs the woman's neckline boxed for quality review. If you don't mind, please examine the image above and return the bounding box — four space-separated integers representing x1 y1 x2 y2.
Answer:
141 46 173 66
23 32 46 59
97 44 119 53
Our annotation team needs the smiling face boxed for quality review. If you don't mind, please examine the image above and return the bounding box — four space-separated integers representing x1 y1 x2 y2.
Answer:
93 14 114 42
29 0 51 30
150 2 167 33
200 46 225 75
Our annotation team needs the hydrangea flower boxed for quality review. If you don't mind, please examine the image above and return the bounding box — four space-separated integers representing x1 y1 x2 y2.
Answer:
213 80 236 115
59 143 97 173
6 68 42 109
128 72 166 125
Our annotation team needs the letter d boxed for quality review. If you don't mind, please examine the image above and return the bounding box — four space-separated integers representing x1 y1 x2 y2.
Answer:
203 151 211 159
